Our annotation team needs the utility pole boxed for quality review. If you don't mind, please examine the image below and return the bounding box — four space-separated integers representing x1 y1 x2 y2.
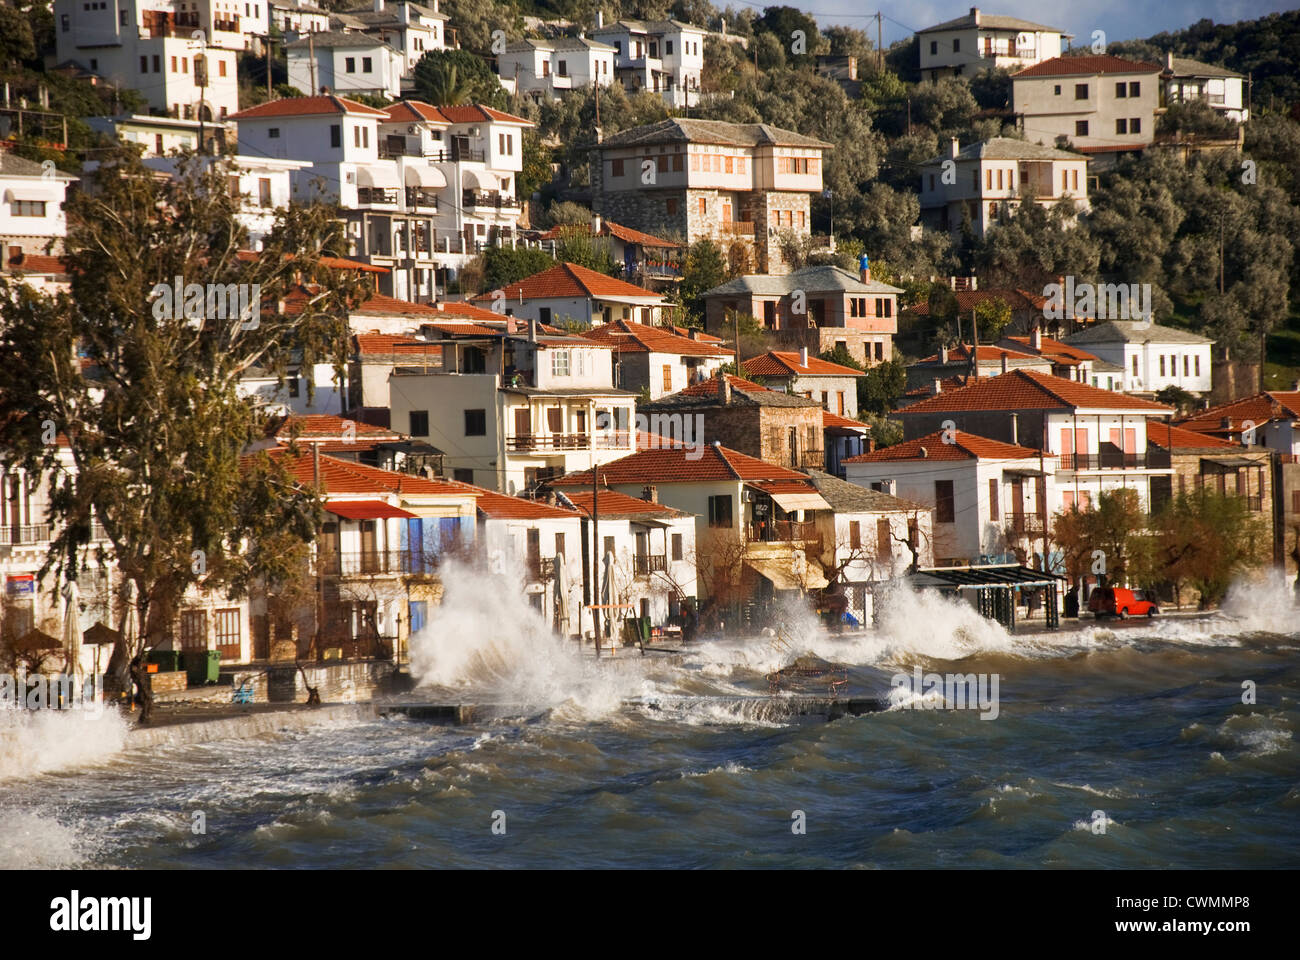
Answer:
308 31 317 94
592 462 601 657
877 12 883 73
266 35 274 100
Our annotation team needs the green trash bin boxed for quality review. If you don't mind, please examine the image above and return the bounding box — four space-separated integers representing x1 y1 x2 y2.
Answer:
145 649 182 673
184 650 221 686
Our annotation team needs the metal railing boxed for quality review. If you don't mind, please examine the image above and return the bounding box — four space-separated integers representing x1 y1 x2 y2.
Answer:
526 556 556 582
718 221 755 235
319 549 444 576
1007 514 1047 535
0 524 51 545
1057 450 1171 471
634 554 667 576
594 430 632 449
357 187 399 206
462 190 522 210
747 519 820 544
506 433 591 452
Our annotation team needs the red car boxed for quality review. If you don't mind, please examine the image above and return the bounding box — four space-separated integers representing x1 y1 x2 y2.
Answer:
1088 587 1159 619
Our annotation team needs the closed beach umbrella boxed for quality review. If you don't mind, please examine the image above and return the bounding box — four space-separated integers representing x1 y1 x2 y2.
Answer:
61 579 81 683
602 550 620 640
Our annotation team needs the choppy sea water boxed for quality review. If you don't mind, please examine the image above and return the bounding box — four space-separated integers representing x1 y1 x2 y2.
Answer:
2 566 1297 870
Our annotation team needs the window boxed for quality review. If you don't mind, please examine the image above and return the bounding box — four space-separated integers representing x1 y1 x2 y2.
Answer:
672 153 683 172
707 495 733 528
1116 81 1127 98
1132 355 1139 375
538 307 552 325
1130 117 1141 134
219 60 227 77
61 13 69 31
1075 120 1089 137
453 468 474 484
179 610 208 651
499 133 513 154
1183 355 1189 376
874 341 884 361
547 408 563 433
362 57 372 73
972 169 979 190
662 364 672 393
867 519 889 562
935 480 955 523
1075 83 1088 100
1053 84 1061 95
1129 81 1140 97
409 410 429 436
345 57 356 73
666 40 674 55
330 125 341 148
171 56 177 72
1194 355 1200 376
989 478 999 520
551 350 570 376
1116 118 1128 134
952 39 960 52
849 521 861 549
268 126 281 139
697 197 706 217
929 40 937 55
258 178 272 207
214 608 241 660
153 55 160 72
1159 355 1165 376
140 55 148 73
11 200 46 217
666 198 678 216
612 158 624 177
464 409 486 436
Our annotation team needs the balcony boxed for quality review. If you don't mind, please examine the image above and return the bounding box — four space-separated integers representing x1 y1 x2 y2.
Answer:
506 433 591 452
1007 514 1047 535
1057 450 1171 471
718 221 755 236
634 554 667 576
594 430 632 450
526 556 556 581
747 519 820 545
405 188 439 209
319 549 444 577
792 450 825 470
357 187 399 206
463 190 522 210
0 524 51 545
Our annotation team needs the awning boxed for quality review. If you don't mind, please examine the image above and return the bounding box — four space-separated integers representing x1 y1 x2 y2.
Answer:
1002 467 1046 478
460 168 489 191
766 491 833 513
404 165 447 188
745 557 829 591
356 165 401 189
1200 456 1258 469
325 500 416 520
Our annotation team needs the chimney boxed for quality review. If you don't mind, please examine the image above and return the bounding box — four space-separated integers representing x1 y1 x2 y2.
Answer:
596 9 604 28
969 275 977 291
1000 351 1008 374
932 378 943 395
859 253 871 284
1010 413 1019 445
1031 326 1042 350
1292 379 1300 391
721 376 732 404
1166 51 1174 71
971 7 980 26
373 0 384 11
592 213 602 234
940 345 948 364
642 484 658 503
950 137 960 160
799 346 809 367
1221 417 1232 429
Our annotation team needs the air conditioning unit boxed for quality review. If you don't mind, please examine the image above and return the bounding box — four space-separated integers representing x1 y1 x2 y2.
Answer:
408 125 418 134
741 489 754 502
470 126 481 136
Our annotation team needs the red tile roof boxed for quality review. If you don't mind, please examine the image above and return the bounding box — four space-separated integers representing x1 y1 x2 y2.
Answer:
272 414 402 441
1002 335 1099 364
897 369 1172 415
579 320 732 357
1147 422 1238 450
435 104 533 125
916 343 1041 365
669 325 725 343
845 430 1044 463
562 489 688 518
536 220 679 248
354 293 445 317
1013 55 1163 78
741 350 865 377
470 263 664 303
428 300 514 323
4 253 68 274
230 95 388 119
903 376 967 398
554 442 811 486
823 410 869 432
904 288 1047 316
1177 391 1300 433
258 448 471 497
234 249 388 273
353 334 445 357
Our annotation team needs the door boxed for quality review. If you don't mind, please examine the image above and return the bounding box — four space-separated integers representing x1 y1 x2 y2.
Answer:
360 520 378 573
526 529 541 580
451 135 470 162
1010 478 1025 532
514 408 532 449
319 521 340 575
408 601 427 637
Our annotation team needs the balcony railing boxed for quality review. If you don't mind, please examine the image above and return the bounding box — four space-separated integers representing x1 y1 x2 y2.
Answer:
1057 450 1171 471
718 221 755 236
526 556 556 582
463 190 522 210
1007 514 1047 535
357 187 399 206
747 519 820 544
594 430 632 449
319 549 444 577
0 524 51 545
506 433 591 452
634 554 667 576
793 450 825 470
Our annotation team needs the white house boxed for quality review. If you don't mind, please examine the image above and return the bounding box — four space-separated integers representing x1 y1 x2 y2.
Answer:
470 262 669 328
87 114 228 158
919 137 1089 238
917 7 1069 80
590 16 706 108
1012 55 1163 157
334 0 450 69
497 37 617 99
1162 54 1248 124
272 0 331 36
0 154 76 259
894 368 1175 518
286 31 406 98
844 429 1053 566
1062 320 1214 395
54 0 241 122
1176 390 1300 458
579 319 732 400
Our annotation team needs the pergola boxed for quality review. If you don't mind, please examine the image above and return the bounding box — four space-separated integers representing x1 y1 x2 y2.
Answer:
896 564 1069 630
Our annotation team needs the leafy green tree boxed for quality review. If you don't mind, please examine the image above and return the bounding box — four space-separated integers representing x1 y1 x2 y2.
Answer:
968 68 1013 110
753 5 822 63
1153 490 1267 607
518 132 554 199
974 298 1013 341
482 245 555 290
910 77 979 139
0 150 364 720
819 346 863 371
680 239 727 321
1158 100 1240 139
0 7 36 67
555 232 618 276
859 358 906 415
1154 384 1197 415
413 49 506 109
861 413 902 447
544 200 594 228
969 197 1100 292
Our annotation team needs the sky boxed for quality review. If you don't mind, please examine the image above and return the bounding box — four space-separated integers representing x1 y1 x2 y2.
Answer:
776 0 1300 49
